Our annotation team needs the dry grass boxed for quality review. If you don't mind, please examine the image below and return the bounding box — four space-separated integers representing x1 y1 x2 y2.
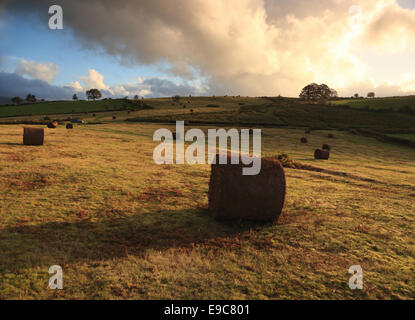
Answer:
0 123 414 299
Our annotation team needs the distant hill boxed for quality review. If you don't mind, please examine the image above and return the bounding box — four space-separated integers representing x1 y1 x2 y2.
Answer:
0 97 11 105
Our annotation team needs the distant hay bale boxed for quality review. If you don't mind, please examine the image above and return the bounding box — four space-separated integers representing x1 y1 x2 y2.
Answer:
190 109 194 113
208 155 286 222
322 144 331 151
314 149 330 160
23 127 44 146
112 116 117 120
47 121 58 128
300 137 308 143
66 123 73 129
328 133 334 138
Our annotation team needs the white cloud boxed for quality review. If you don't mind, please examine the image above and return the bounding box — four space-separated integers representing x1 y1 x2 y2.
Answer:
65 80 83 92
15 58 59 83
79 68 109 91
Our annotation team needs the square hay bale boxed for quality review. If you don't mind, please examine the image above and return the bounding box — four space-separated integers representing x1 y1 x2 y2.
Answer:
23 127 44 146
208 155 286 222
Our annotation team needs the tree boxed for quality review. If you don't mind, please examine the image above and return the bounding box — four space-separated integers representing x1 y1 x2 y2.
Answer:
299 83 333 101
26 93 36 103
86 89 102 101
367 92 375 98
11 96 23 105
72 93 78 101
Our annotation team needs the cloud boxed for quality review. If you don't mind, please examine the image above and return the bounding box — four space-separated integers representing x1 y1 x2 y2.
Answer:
0 72 75 99
64 80 83 92
0 70 205 100
5 0 415 97
79 68 109 91
15 58 59 83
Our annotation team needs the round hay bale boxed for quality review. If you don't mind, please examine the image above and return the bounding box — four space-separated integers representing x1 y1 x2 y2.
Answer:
322 144 331 151
66 123 73 129
300 137 308 143
47 121 58 128
314 149 330 160
190 109 194 113
208 155 286 222
112 116 117 120
328 133 334 138
23 127 44 146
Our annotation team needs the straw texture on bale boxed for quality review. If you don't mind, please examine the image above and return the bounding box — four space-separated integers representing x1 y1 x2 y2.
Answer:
314 149 330 160
208 155 286 222
66 123 73 129
23 127 44 146
322 144 331 151
47 121 58 128
301 137 308 143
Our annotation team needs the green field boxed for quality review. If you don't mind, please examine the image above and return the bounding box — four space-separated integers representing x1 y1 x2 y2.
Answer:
2 96 415 130
0 96 414 299
332 96 415 112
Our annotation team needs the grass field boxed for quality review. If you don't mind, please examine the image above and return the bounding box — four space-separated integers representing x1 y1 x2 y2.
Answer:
2 96 415 130
1 121 414 299
332 96 415 112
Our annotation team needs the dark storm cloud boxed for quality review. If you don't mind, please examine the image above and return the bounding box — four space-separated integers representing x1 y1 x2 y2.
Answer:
0 72 75 100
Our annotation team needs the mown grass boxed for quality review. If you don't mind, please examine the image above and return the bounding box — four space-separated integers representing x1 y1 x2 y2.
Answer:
0 123 414 299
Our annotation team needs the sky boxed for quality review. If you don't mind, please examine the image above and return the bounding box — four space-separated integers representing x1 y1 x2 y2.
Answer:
0 0 415 99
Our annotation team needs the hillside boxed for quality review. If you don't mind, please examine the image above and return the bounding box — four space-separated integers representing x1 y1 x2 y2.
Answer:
1 96 415 131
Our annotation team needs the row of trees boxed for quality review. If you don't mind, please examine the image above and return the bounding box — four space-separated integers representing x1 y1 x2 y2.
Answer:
299 83 376 101
11 94 37 104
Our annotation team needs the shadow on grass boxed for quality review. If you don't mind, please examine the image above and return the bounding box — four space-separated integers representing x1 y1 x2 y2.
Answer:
0 142 22 146
0 208 270 273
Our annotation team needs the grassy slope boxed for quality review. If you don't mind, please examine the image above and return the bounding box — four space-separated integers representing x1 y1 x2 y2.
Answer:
2 96 415 130
0 99 131 117
0 123 414 299
332 96 415 111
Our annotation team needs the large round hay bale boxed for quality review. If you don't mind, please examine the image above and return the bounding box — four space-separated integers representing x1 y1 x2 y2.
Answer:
47 121 58 128
300 137 308 143
208 155 286 222
314 149 330 160
23 127 44 146
66 123 73 129
322 144 331 151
